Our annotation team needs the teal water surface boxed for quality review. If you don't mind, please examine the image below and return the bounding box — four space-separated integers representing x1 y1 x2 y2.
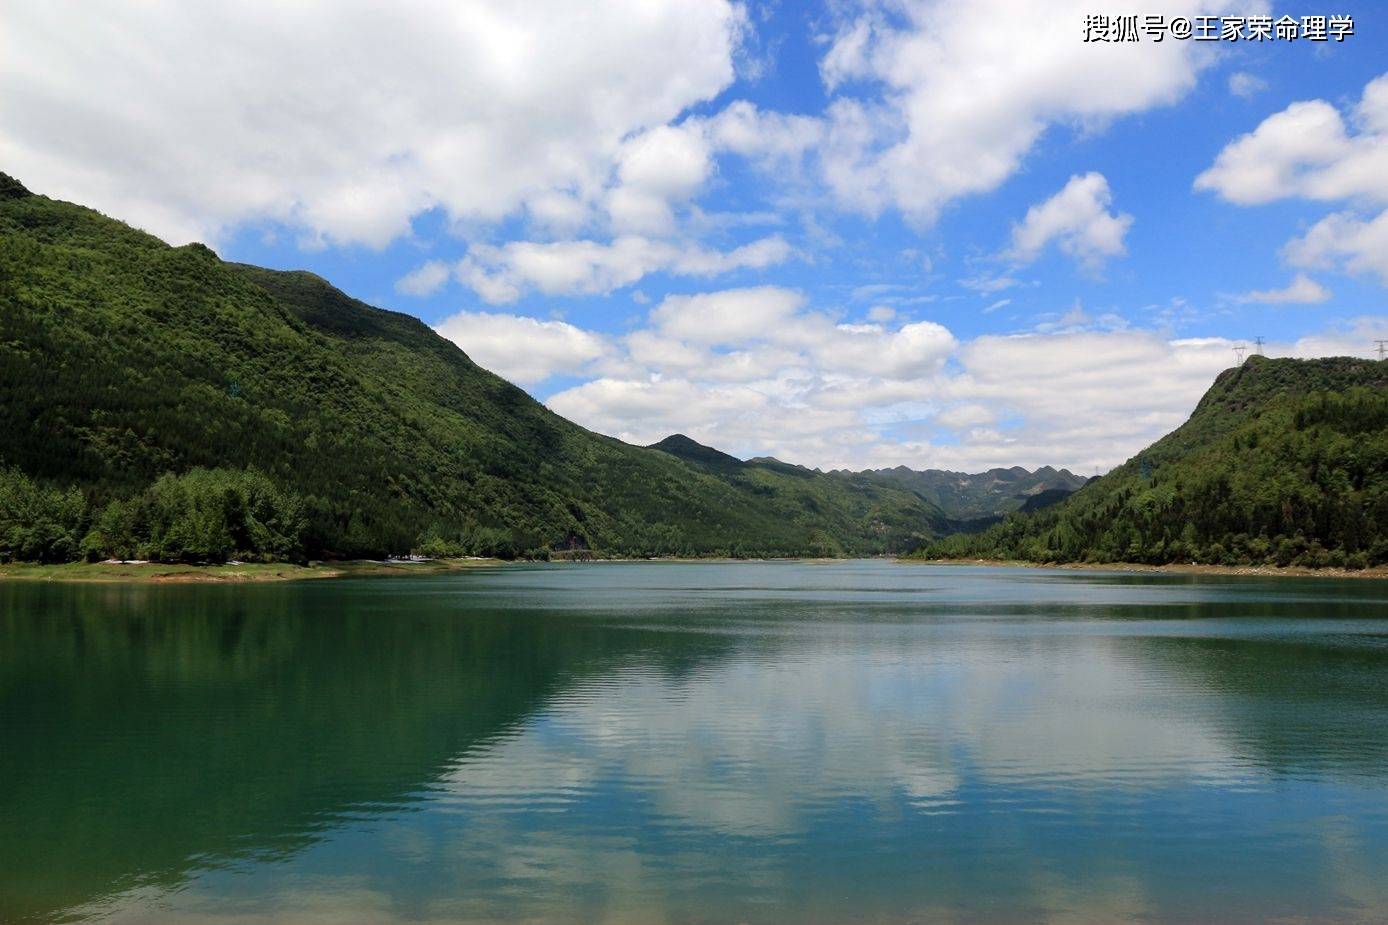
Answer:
4 560 1388 923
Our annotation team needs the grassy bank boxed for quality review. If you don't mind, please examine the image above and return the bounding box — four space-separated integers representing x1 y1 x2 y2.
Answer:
0 558 504 584
902 557 1388 580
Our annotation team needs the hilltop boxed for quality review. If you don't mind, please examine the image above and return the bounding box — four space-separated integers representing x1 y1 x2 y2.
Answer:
915 356 1388 569
649 434 956 554
0 174 948 562
844 464 1087 521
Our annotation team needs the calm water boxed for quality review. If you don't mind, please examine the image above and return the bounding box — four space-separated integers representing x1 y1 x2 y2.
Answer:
4 561 1388 924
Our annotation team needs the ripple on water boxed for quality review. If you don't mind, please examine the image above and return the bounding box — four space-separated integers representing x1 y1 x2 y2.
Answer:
4 561 1388 924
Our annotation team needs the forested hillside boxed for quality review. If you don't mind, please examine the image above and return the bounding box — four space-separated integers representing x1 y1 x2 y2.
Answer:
916 356 1388 568
844 464 1087 520
649 434 955 555
0 174 947 563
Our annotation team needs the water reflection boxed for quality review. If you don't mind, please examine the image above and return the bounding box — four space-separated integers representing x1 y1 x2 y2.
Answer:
3 562 1388 923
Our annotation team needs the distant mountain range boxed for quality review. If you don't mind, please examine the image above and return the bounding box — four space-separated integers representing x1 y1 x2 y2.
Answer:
918 356 1388 569
840 465 1089 521
656 436 1086 525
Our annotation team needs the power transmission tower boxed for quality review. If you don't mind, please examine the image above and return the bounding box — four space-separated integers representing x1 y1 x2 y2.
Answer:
1253 336 1265 356
1376 339 1387 360
1233 344 1247 365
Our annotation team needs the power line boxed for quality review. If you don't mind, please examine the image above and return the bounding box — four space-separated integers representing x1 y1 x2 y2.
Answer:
1233 344 1247 365
1376 339 1387 360
1253 336 1265 356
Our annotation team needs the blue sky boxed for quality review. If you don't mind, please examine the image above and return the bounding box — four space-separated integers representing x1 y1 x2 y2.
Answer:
5 1 1386 471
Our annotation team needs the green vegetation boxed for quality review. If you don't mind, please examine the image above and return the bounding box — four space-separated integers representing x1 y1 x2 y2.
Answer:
1 466 303 564
0 173 948 563
843 464 1087 520
0 557 499 583
0 559 324 583
916 357 1388 569
647 435 954 557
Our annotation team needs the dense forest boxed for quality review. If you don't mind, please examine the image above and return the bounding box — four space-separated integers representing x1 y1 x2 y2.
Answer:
0 173 952 563
839 464 1087 520
916 356 1388 569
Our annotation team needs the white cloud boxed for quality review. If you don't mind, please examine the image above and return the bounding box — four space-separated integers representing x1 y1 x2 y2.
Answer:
395 260 451 297
605 123 714 234
548 377 781 444
0 0 745 246
528 284 1385 473
807 0 1248 223
649 287 804 344
1009 173 1133 270
1033 300 1094 333
520 273 1388 473
456 234 792 303
704 100 823 168
1198 71 1388 287
1235 273 1331 305
625 287 957 382
1286 315 1388 359
434 311 611 384
1196 73 1388 207
1195 101 1363 206
959 274 1021 294
547 323 1245 472
1283 210 1388 284
934 403 995 429
1228 71 1268 99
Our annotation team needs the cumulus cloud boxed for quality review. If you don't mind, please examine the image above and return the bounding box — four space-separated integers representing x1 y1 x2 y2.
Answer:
1235 273 1331 305
547 323 1243 473
394 260 451 297
526 281 1379 472
805 0 1247 223
649 287 804 344
0 0 744 246
636 287 958 379
1283 211 1388 284
1008 173 1133 270
1197 72 1388 286
605 123 714 234
519 276 1386 472
934 403 996 429
434 311 611 384
1196 73 1388 207
1228 71 1268 99
704 100 824 168
1285 315 1388 359
455 234 792 303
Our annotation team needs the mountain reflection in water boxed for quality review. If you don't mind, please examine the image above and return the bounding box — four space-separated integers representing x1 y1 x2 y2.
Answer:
3 561 1388 924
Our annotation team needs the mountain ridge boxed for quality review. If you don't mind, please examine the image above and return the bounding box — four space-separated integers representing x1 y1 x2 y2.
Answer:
0 173 949 561
916 355 1388 568
838 464 1089 520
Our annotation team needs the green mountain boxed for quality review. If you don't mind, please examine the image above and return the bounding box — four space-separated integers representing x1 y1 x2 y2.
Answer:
916 356 1388 569
842 464 1088 520
0 173 948 562
1016 484 1088 515
649 434 954 555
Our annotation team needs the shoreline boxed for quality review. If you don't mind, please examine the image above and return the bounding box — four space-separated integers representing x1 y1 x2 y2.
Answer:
902 556 1388 580
6 555 1387 583
0 557 505 584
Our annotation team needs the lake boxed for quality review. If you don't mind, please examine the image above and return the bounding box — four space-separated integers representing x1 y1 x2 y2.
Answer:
4 560 1388 923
